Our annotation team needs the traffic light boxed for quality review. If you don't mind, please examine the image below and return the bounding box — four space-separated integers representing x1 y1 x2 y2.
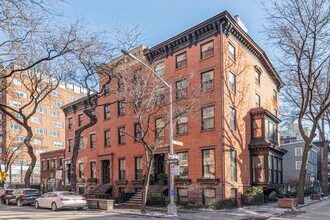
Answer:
0 172 8 182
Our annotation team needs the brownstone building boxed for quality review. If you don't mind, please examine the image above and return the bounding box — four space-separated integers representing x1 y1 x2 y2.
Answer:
0 73 87 184
63 11 285 203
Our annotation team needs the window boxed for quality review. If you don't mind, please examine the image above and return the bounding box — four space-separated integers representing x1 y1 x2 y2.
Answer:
155 117 165 139
31 116 42 124
176 112 188 134
252 155 265 182
78 114 83 127
117 77 124 92
252 119 262 138
256 94 260 107
265 118 278 143
176 78 187 99
47 160 51 170
54 122 64 128
79 163 84 178
41 161 45 171
228 43 235 61
10 100 21 108
79 136 84 151
60 158 64 169
229 71 236 93
53 159 57 169
156 90 165 107
54 142 63 148
51 91 59 97
134 69 142 83
202 149 215 178
90 161 96 178
178 152 188 178
134 123 142 140
37 107 46 114
16 113 23 120
33 138 42 145
10 123 21 131
68 117 73 129
201 70 214 91
54 101 62 108
273 89 277 101
119 159 126 180
36 128 46 135
135 157 143 180
230 149 237 182
176 52 187 68
178 188 188 202
68 139 73 152
12 78 22 86
118 100 125 116
295 147 303 156
16 91 27 98
50 110 59 117
154 63 164 76
201 41 214 59
70 96 78 102
203 189 216 205
255 71 261 85
202 105 215 130
16 136 25 142
229 107 236 131
273 109 277 117
90 133 96 149
104 104 110 119
118 126 125 144
103 83 110 96
49 130 59 137
104 130 110 147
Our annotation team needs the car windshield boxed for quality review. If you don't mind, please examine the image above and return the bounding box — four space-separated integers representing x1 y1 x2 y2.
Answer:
5 190 13 195
25 190 40 195
60 192 80 197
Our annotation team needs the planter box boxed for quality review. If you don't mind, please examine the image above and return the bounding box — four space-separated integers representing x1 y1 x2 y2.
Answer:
310 194 321 200
87 199 114 211
242 195 264 205
278 198 298 208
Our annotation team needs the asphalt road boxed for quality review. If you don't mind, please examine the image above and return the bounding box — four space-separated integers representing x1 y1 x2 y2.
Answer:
0 204 156 220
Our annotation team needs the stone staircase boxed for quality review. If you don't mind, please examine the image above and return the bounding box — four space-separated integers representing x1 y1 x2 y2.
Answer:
86 183 112 198
125 190 142 207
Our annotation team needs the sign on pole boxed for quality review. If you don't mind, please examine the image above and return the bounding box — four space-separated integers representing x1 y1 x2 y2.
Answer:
171 165 180 176
310 173 315 182
173 140 183 146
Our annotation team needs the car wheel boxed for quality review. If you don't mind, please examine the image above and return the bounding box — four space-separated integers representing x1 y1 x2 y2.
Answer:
17 199 23 207
51 202 58 211
77 207 84 211
35 201 40 209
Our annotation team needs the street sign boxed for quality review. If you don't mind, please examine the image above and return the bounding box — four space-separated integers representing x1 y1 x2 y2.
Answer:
168 154 179 160
171 165 180 176
173 140 183 146
166 159 179 164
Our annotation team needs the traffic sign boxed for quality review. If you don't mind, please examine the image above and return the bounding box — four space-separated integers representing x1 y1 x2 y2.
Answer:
173 140 183 146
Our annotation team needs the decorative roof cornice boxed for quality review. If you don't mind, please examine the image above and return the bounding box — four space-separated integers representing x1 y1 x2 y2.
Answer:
144 11 284 88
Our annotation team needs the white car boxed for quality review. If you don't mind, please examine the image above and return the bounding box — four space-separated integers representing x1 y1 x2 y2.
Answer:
35 191 87 211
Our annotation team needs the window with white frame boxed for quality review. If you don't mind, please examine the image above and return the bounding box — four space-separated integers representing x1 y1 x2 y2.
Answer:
33 138 42 145
54 101 62 108
228 43 236 61
70 96 78 102
16 91 27 99
10 100 21 108
54 121 64 128
296 161 302 170
154 62 164 76
54 141 64 148
16 136 25 142
295 147 303 156
12 78 22 86
31 116 42 124
51 91 59 97
49 110 59 117
36 128 46 135
229 71 236 93
49 130 59 137
10 123 21 131
36 107 46 114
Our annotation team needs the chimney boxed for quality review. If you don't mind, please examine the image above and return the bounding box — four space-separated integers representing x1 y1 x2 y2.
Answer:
234 15 248 33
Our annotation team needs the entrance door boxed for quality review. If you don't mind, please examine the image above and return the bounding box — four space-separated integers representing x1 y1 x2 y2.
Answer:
153 154 165 183
102 160 110 184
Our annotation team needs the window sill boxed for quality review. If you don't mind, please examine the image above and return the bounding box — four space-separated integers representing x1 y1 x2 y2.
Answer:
118 114 125 117
175 65 187 71
118 143 126 146
202 88 215 93
197 178 219 184
176 132 188 136
201 128 216 133
175 178 191 184
131 179 144 185
115 180 128 185
104 118 111 121
90 148 96 151
104 145 111 148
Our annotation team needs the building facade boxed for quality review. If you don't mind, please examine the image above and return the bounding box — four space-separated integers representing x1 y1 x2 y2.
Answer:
282 142 319 184
63 11 285 203
0 74 87 184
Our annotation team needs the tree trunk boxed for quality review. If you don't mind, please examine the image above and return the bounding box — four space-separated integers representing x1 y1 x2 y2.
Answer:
297 142 311 204
141 156 154 213
24 128 36 188
322 140 329 196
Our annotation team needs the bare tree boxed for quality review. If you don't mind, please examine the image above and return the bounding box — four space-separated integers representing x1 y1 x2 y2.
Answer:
264 0 330 204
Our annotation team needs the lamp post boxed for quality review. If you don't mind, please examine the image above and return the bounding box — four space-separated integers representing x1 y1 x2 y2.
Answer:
121 50 177 215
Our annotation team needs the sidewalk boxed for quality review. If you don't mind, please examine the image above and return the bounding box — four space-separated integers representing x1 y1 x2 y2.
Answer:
106 197 328 219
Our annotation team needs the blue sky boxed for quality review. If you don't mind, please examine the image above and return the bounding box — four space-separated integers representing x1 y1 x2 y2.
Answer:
61 0 272 58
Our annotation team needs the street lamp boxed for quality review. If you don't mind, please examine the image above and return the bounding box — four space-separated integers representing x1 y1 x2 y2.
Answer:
121 50 177 215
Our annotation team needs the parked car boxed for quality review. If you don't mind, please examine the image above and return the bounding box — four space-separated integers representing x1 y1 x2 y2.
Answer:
0 189 14 204
34 191 87 211
6 188 41 206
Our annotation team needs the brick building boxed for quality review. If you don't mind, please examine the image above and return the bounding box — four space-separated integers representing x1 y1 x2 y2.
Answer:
63 11 286 203
39 149 65 192
0 72 87 184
